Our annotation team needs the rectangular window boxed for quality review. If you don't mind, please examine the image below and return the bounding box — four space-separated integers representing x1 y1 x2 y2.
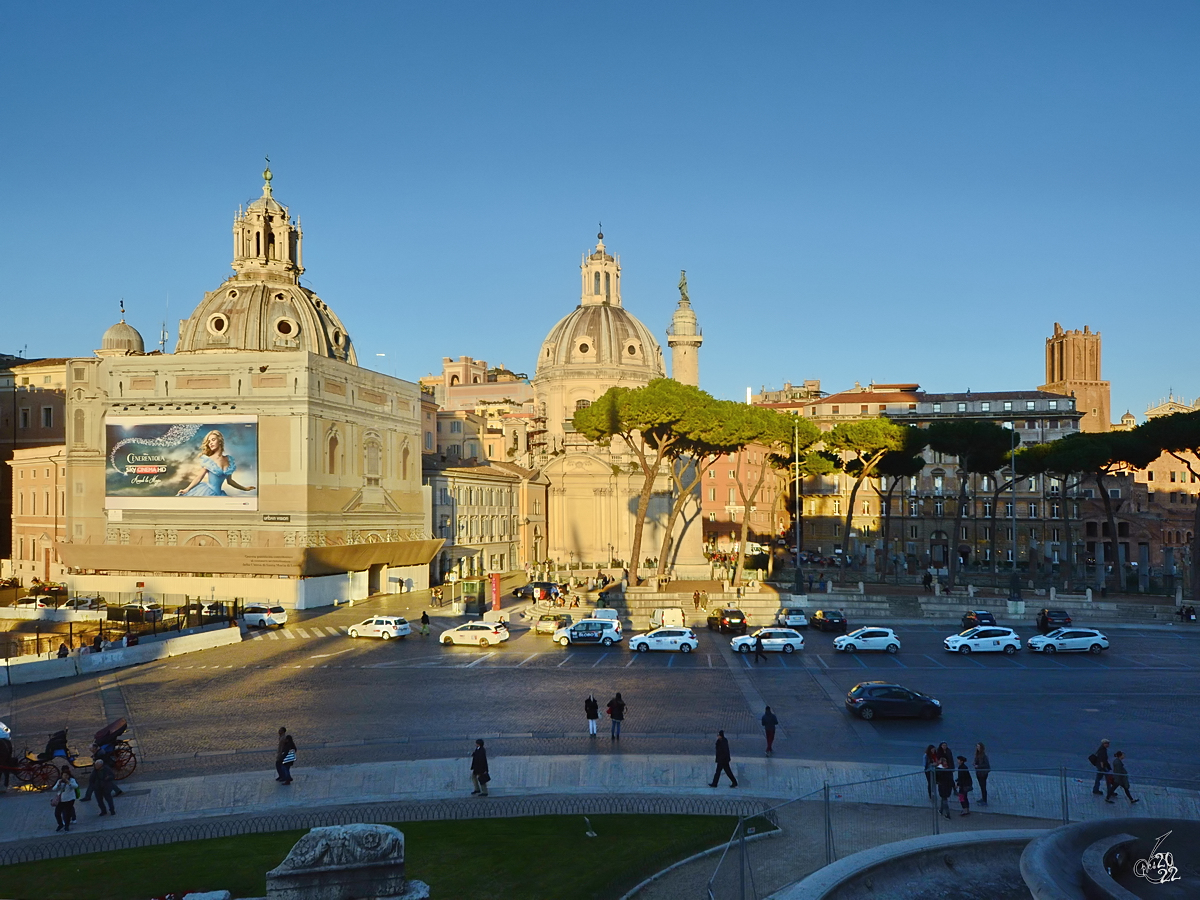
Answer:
932 402 942 413
707 469 715 478
957 402 966 412
909 525 918 539
908 500 918 516
981 401 990 411
1109 489 1121 500
708 512 716 522
860 404 868 413
831 406 840 414
833 523 841 537
982 500 992 517
1052 528 1060 542
983 526 991 540
41 407 53 428
19 408 29 429
1028 502 1039 518
878 404 886 412
1050 503 1061 518
1003 401 1012 411
708 488 716 502
1048 400 1058 410
934 500 944 516
1026 400 1036 410
960 526 968 540
1004 502 1014 518
727 488 736 503
833 499 842 515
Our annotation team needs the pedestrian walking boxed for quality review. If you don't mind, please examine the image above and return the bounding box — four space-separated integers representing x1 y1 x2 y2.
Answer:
470 739 489 796
936 741 953 767
710 730 738 787
1105 751 1139 804
934 760 954 819
923 745 938 798
0 727 13 792
420 610 430 637
693 591 701 610
1088 739 1111 794
955 756 973 815
761 706 778 755
974 742 991 805
922 571 933 593
83 759 116 816
584 694 599 737
753 632 767 663
275 726 297 785
607 692 626 740
51 766 78 832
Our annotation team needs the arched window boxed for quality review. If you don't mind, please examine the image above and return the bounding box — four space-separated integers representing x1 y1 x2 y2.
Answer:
449 375 460 386
364 440 381 485
593 272 601 295
605 272 610 296
255 232 261 256
327 434 340 475
575 399 591 410
267 232 276 259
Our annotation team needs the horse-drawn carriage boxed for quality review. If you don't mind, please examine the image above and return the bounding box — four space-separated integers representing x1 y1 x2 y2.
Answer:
0 718 137 791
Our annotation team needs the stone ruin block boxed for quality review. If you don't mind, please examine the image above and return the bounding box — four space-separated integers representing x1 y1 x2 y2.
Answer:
266 823 429 900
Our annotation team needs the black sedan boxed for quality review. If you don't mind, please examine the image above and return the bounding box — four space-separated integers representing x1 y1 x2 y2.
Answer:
845 681 942 720
810 609 848 632
1036 608 1073 633
512 581 561 600
961 609 997 629
706 608 748 634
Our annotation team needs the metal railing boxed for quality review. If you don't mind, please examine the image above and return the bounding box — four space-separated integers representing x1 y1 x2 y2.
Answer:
706 766 1200 899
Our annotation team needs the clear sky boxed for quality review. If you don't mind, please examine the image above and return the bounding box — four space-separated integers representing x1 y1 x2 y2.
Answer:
2 2 1196 418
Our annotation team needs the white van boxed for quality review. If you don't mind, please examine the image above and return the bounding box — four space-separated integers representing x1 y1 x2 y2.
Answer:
589 607 622 633
650 607 685 628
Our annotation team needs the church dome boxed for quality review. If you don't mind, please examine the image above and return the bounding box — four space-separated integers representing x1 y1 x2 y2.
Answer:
534 234 664 381
174 168 355 363
101 319 144 354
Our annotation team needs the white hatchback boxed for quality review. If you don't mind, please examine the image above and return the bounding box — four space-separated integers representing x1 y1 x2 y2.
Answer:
944 626 1021 655
1027 628 1109 654
833 627 901 654
349 616 411 640
628 627 698 653
730 627 805 654
441 621 509 647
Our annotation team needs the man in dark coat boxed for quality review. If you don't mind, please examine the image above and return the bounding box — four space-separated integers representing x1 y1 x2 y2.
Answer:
955 756 973 816
1090 739 1110 794
753 632 766 663
934 760 954 819
470 738 489 796
607 693 626 740
710 730 738 787
761 706 779 755
275 726 296 785
83 759 116 815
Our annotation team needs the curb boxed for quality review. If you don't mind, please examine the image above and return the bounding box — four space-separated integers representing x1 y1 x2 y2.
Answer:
617 825 782 900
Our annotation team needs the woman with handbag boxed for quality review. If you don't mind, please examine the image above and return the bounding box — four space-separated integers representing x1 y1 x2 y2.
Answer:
51 765 78 832
275 727 297 785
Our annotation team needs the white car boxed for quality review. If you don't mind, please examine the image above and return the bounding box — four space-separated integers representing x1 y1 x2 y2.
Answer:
441 621 510 647
14 595 54 608
943 626 1022 655
628 627 698 653
833 627 901 654
1027 628 1109 655
776 608 809 628
243 605 288 628
349 615 411 640
63 596 106 611
730 627 805 654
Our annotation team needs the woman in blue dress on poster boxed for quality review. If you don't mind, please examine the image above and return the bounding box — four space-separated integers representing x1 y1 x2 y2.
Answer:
177 430 256 497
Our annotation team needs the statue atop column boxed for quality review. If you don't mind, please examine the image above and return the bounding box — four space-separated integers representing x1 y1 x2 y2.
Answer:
678 270 689 305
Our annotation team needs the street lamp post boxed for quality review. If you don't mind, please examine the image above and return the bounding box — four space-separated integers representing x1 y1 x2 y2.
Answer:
793 417 804 596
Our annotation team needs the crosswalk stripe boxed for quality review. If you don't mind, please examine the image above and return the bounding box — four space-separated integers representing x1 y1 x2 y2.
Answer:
282 629 296 639
296 628 311 638
266 630 280 640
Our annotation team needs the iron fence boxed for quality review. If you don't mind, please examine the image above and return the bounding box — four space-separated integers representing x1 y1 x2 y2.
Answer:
706 766 1200 899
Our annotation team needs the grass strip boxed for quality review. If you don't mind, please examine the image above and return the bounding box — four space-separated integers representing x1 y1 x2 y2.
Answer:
2 813 748 900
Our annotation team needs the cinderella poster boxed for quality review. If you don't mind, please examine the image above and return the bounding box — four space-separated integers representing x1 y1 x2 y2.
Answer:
105 415 259 510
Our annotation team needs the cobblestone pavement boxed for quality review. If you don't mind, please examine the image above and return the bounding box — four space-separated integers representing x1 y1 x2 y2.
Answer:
2 593 1198 786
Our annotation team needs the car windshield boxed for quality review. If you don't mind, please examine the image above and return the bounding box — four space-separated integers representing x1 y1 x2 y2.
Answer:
846 628 868 638
1042 629 1066 638
957 628 978 637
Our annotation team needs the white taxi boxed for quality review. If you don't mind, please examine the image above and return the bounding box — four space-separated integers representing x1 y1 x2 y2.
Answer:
442 621 510 647
730 627 805 654
833 627 901 654
943 626 1021 655
1027 628 1109 655
627 627 698 654
348 616 412 640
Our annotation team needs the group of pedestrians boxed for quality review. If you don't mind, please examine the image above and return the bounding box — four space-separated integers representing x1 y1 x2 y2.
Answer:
583 693 626 739
925 741 989 818
1090 739 1139 804
48 759 118 833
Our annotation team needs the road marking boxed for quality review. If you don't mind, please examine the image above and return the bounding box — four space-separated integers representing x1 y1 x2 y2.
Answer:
517 654 539 667
266 631 280 640
624 654 637 667
817 654 830 669
309 648 355 659
888 656 907 668
282 630 296 640
591 653 610 668
668 654 675 667
706 654 713 668
921 654 948 668
296 628 311 638
557 653 575 667
464 653 494 668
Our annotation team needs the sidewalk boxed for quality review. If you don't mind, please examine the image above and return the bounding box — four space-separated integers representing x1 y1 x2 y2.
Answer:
2 755 1196 861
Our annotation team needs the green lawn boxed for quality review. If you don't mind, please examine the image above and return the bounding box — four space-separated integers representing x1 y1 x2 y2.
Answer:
3 814 757 900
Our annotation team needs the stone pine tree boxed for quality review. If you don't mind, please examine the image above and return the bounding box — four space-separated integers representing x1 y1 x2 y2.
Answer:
926 420 1014 588
872 427 928 578
825 418 906 580
573 378 716 583
1138 410 1200 601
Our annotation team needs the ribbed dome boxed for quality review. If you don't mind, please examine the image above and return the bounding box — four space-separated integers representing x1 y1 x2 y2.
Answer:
535 303 664 378
101 320 145 354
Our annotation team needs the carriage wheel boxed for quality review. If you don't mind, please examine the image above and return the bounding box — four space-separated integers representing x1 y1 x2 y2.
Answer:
112 742 137 780
24 761 58 791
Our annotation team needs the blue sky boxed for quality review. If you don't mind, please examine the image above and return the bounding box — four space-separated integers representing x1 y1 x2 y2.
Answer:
2 2 1196 418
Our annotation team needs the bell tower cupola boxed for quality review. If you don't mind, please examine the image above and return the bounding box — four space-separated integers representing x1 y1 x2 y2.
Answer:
580 229 621 307
231 161 303 284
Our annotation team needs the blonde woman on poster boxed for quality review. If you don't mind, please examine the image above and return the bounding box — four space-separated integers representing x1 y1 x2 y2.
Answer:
177 430 256 497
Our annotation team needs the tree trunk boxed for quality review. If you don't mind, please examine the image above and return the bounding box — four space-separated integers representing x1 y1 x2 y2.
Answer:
733 461 770 586
988 479 1012 585
1096 471 1120 590
838 451 887 583
622 438 672 585
947 472 969 589
880 478 899 578
655 454 713 579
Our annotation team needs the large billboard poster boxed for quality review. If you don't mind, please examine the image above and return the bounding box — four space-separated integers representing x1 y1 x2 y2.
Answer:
105 415 259 510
